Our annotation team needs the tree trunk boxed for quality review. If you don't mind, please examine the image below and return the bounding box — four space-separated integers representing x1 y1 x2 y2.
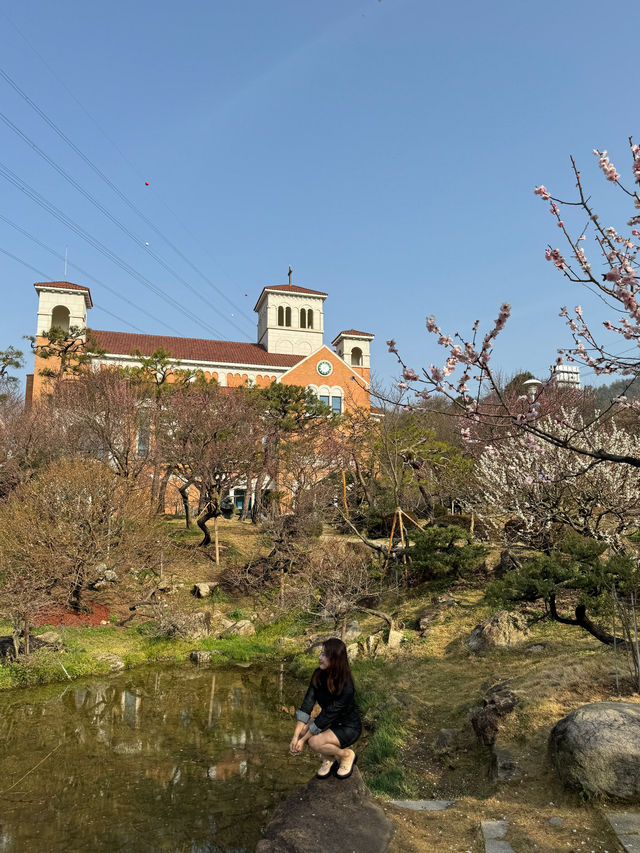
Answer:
548 595 635 649
179 482 192 529
155 466 174 515
23 618 30 656
196 502 216 547
214 515 220 565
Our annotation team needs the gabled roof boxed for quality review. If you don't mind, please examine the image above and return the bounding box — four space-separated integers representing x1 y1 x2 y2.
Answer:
34 281 93 308
254 283 328 312
88 330 305 369
331 329 375 345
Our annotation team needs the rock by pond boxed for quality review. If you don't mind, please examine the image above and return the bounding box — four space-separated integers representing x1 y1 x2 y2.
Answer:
257 766 393 853
549 701 640 801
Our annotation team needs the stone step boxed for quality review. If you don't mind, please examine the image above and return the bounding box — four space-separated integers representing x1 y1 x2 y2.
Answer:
607 812 640 852
389 799 455 811
480 819 516 853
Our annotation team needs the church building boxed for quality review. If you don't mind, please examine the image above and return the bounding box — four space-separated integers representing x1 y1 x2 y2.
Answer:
27 279 374 414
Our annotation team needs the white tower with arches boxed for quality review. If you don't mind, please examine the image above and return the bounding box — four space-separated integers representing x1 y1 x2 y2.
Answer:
254 283 326 356
331 329 374 369
34 281 92 339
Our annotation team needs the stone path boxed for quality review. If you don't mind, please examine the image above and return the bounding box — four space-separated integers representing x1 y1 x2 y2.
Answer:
389 799 455 812
607 812 640 852
480 820 515 853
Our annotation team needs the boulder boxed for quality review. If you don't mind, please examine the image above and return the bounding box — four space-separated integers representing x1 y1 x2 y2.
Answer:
346 642 359 661
96 653 125 672
222 620 255 637
468 611 528 652
192 582 218 598
549 702 640 801
210 613 235 635
470 682 519 747
104 569 118 583
343 621 361 644
34 631 64 650
386 629 403 650
256 766 393 853
433 728 457 753
363 631 384 656
490 747 520 782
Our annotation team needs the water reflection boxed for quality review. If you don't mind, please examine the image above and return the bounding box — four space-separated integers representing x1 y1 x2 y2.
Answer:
0 663 314 852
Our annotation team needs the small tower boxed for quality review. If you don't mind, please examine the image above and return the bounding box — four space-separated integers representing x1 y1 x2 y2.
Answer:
331 329 374 379
254 283 326 355
34 281 93 339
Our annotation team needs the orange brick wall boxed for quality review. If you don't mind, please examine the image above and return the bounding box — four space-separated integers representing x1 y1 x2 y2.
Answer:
281 346 370 414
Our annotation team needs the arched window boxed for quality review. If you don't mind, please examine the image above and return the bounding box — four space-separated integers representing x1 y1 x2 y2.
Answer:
285 306 291 327
277 306 284 326
351 347 363 366
307 310 313 329
51 305 70 333
300 309 307 329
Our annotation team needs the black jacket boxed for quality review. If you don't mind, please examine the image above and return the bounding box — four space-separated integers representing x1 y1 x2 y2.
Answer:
296 670 361 734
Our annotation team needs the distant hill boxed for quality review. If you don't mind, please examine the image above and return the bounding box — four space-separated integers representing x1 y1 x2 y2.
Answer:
585 377 640 408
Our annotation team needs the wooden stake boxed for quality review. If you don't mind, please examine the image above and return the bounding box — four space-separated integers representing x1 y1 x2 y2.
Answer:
382 511 398 576
342 471 349 518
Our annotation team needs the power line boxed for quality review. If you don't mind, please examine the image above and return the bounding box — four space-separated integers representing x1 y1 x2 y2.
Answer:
0 60 256 330
0 107 255 340
0 211 182 335
0 244 150 334
0 160 230 338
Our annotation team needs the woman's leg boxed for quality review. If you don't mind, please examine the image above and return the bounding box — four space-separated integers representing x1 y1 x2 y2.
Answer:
307 731 355 776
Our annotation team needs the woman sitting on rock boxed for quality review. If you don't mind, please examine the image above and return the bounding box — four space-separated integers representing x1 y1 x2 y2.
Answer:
289 637 362 779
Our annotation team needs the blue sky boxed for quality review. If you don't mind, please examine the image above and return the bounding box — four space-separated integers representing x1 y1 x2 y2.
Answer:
1 0 638 391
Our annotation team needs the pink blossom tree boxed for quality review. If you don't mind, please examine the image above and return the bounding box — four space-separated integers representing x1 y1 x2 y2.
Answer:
388 138 640 467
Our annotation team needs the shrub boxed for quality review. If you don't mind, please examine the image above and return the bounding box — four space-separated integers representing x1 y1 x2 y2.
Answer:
408 525 487 580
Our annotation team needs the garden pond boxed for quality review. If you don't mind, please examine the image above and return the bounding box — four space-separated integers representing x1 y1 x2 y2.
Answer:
0 662 316 852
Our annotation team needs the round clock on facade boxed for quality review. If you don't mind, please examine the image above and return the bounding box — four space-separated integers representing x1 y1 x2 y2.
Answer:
316 359 333 376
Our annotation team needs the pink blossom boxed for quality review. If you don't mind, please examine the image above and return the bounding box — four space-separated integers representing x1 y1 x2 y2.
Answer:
545 248 566 270
397 381 409 390
534 185 550 200
430 365 444 383
402 367 419 382
594 149 620 182
386 338 398 353
426 315 440 334
437 334 453 347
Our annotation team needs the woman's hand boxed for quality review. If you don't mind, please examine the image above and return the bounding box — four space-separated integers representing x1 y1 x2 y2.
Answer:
289 735 304 755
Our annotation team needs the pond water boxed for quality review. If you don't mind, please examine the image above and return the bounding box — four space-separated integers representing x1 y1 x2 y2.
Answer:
0 663 317 852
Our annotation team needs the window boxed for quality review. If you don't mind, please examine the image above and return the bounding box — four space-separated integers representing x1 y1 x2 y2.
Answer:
351 347 363 366
307 310 313 329
300 308 307 329
277 306 284 326
319 394 330 407
285 306 291 327
331 396 342 414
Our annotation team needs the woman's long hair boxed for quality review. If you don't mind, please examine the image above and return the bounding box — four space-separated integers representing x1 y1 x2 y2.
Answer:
312 637 354 695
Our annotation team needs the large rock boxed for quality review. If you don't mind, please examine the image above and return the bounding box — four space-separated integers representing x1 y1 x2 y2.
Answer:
256 767 393 853
192 582 218 598
470 682 519 747
32 631 64 651
222 620 256 637
549 702 640 801
96 653 125 672
343 621 361 644
468 611 528 652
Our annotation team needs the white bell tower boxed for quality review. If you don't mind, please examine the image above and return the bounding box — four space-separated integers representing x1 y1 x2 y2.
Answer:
34 281 93 339
254 275 326 356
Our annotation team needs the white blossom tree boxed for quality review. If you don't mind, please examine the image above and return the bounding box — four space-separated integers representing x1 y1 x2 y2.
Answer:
474 411 640 552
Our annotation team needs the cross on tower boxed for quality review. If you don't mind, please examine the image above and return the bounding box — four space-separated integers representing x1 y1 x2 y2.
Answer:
288 265 292 285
